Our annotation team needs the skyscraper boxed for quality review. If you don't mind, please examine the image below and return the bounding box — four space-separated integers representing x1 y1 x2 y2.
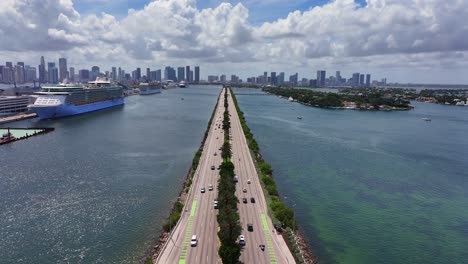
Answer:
58 58 68 82
69 67 75 82
164 66 176 81
263 72 268 84
185 66 190 82
278 72 285 85
118 67 122 81
177 67 185 82
78 69 90 82
352 73 360 86
365 74 371 86
316 70 326 87
146 68 150 81
48 62 58 84
289 73 298 86
112 67 117 81
194 66 200 83
155 69 162 81
359 74 365 86
39 56 46 83
91 66 100 81
136 68 141 80
335 71 341 84
271 72 277 85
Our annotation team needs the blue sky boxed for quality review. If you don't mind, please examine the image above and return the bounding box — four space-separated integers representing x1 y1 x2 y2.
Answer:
74 0 367 23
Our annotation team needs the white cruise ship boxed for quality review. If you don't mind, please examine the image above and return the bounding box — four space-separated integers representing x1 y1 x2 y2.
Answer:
139 82 162 95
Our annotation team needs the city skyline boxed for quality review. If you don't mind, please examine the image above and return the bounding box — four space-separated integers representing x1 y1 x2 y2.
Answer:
1 56 383 87
1 0 468 84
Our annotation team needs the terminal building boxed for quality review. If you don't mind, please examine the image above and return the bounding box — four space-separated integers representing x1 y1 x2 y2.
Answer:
0 96 34 115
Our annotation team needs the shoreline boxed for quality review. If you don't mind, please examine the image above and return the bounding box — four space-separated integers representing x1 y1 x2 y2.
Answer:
229 87 318 263
144 89 222 264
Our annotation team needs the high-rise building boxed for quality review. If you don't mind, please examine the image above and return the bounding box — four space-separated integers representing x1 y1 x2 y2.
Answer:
24 66 37 82
194 66 200 83
39 56 46 83
352 73 360 86
190 70 193 82
316 70 326 87
69 67 75 82
78 69 90 82
231 75 239 83
164 66 176 81
58 58 68 82
185 66 190 82
6 62 13 69
146 68 150 81
359 74 365 86
112 67 117 81
135 68 141 80
220 75 226 83
177 67 185 82
47 62 58 84
263 72 268 84
155 69 162 81
278 72 285 85
91 66 100 81
14 65 25 84
2 66 13 83
289 73 298 86
335 71 341 84
365 74 371 86
118 67 122 81
271 72 277 85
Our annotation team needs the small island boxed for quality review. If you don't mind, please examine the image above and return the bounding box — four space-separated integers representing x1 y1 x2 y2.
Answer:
264 87 412 111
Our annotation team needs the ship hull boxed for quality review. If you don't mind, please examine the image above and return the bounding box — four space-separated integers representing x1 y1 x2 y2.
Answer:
31 98 124 120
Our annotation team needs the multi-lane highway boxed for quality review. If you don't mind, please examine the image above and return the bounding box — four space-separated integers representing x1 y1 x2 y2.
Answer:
157 90 225 264
227 89 296 264
157 87 295 263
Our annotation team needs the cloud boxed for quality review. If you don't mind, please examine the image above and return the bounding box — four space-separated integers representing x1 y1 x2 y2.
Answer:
0 0 468 83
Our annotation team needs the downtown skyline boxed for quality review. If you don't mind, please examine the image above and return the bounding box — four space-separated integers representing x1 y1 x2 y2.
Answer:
1 0 468 84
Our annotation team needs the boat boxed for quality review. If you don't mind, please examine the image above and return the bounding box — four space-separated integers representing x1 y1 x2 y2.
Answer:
29 77 124 120
0 128 16 144
297 116 302 119
421 117 431 121
288 96 294 102
163 80 178 89
178 80 187 88
138 82 162 95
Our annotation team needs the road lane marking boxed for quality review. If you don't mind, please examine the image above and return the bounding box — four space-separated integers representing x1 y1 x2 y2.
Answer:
179 200 197 264
261 213 277 264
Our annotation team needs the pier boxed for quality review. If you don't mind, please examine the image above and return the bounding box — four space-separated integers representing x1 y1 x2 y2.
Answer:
0 113 37 124
0 127 54 145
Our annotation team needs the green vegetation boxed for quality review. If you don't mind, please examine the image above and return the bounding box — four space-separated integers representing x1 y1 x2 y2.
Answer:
217 88 242 264
162 201 184 232
144 256 153 264
264 87 412 110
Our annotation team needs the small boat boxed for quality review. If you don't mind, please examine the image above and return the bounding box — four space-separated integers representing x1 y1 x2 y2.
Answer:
421 117 431 121
297 116 302 120
288 96 294 102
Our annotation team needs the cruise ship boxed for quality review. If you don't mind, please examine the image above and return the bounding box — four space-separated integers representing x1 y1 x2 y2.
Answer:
29 77 124 119
139 82 162 95
0 96 34 116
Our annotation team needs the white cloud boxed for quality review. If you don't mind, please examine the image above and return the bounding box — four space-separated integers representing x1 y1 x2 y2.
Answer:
1 0 468 83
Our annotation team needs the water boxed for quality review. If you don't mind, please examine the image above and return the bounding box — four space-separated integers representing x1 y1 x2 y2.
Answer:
233 88 468 264
0 85 221 263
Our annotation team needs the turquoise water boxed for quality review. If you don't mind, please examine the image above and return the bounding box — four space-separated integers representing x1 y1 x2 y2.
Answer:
233 88 468 264
0 86 221 263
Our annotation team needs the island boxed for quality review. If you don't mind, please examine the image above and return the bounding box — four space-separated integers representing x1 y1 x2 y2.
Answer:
263 87 412 111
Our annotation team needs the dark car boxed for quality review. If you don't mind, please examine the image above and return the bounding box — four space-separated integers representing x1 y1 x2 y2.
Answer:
211 165 215 170
250 197 255 203
242 198 247 204
247 223 253 232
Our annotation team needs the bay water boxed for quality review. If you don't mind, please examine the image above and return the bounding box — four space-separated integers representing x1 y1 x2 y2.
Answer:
0 86 221 263
233 88 468 264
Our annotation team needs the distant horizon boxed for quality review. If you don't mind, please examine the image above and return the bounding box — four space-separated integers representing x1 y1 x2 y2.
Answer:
1 1 468 84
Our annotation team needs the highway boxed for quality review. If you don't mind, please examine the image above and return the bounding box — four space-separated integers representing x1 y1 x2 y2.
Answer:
157 88 295 263
227 89 296 264
157 89 225 264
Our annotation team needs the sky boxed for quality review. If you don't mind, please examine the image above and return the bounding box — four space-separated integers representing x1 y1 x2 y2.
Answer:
1 0 468 84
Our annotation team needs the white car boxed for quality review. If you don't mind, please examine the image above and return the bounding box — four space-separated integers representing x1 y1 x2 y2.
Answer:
201 187 205 193
239 235 245 246
247 179 251 184
208 184 213 191
190 235 198 246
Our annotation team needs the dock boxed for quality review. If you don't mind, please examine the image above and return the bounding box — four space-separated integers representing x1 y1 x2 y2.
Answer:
0 127 54 145
0 113 37 124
